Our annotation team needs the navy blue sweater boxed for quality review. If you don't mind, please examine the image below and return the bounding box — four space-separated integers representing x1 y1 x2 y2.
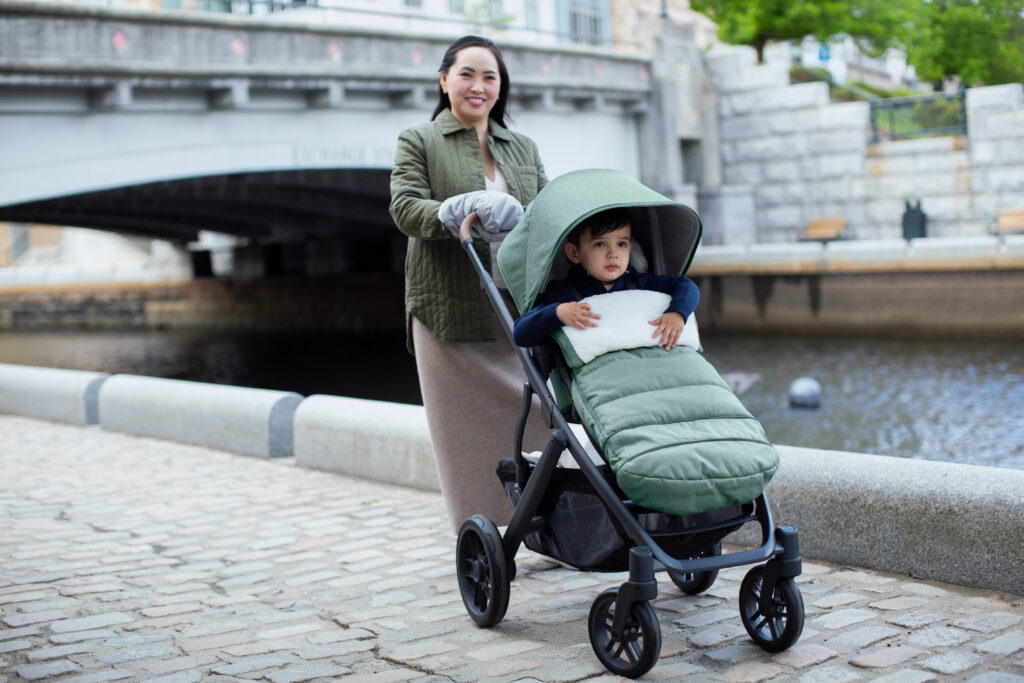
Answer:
512 264 699 348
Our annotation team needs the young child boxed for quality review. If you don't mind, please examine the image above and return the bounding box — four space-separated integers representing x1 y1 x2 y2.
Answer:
513 207 699 349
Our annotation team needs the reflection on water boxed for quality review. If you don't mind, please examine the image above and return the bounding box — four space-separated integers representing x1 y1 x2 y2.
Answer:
0 330 1021 470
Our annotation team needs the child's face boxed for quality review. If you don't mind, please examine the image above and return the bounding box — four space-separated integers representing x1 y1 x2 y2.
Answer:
565 223 632 284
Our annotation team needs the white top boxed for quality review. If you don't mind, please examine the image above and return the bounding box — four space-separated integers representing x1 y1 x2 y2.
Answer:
485 164 509 194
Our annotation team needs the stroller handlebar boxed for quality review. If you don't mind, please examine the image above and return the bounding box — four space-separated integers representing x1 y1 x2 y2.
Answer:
459 210 478 245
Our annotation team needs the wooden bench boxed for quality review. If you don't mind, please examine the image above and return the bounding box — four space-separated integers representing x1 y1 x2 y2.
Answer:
798 216 846 242
989 209 1024 235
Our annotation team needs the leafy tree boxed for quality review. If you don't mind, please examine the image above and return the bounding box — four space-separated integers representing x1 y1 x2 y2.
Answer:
689 0 909 64
903 0 1024 88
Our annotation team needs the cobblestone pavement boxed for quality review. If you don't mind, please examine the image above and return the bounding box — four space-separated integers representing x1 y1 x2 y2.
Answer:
2 415 1023 683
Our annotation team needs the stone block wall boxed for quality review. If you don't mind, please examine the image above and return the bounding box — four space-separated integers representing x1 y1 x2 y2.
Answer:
703 46 1024 243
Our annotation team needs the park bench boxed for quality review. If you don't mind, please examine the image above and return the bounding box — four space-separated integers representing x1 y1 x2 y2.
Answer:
798 216 846 242
989 209 1024 235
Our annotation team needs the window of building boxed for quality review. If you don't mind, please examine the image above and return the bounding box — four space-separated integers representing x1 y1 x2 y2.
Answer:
404 0 422 8
524 0 539 29
449 0 465 13
558 0 609 47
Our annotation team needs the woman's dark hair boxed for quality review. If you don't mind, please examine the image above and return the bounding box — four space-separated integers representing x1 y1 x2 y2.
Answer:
432 35 510 127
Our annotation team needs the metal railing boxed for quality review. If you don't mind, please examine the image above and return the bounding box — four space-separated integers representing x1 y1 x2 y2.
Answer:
870 88 967 143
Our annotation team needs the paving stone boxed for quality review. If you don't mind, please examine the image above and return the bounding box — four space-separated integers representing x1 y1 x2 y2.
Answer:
675 608 737 628
868 669 937 682
177 631 254 653
798 665 864 682
705 643 762 664
50 612 134 633
25 643 93 661
977 631 1024 655
771 642 838 668
813 608 877 630
3 609 66 627
828 625 900 650
141 653 220 675
265 662 355 683
965 675 1024 683
812 592 867 609
686 623 747 648
869 596 928 611
956 613 1024 634
467 639 545 661
907 626 971 649
850 645 925 669
715 661 782 682
921 651 984 674
143 672 202 683
61 670 135 683
887 611 942 629
0 640 32 654
16 659 81 680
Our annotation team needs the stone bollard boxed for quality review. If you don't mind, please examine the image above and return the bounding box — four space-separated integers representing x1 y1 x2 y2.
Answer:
0 363 108 425
99 375 302 458
294 395 440 492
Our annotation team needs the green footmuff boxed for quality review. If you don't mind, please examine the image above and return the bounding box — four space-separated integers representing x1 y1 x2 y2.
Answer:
564 343 779 517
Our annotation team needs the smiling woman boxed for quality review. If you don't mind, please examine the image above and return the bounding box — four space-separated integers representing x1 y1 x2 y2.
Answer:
388 35 550 530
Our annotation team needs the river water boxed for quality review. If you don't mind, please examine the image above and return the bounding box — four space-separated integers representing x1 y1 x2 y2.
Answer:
1 329 1021 470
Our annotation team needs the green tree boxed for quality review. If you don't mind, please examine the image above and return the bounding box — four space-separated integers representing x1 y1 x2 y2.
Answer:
689 0 909 64
903 0 1024 88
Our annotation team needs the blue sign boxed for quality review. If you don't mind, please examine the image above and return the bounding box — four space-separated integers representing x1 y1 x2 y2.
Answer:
819 44 831 62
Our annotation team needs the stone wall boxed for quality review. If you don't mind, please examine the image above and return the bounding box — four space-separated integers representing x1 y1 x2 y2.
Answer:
699 46 1024 244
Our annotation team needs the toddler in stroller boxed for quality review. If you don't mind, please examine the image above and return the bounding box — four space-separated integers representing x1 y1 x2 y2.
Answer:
452 168 804 678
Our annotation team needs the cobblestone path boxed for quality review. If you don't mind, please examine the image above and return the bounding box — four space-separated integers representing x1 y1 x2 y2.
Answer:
1 415 1023 682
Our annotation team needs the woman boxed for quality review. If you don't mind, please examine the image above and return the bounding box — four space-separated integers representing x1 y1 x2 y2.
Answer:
390 35 548 530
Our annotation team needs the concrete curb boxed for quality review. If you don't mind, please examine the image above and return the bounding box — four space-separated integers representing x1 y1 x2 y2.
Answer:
294 395 440 492
0 363 108 425
98 374 302 458
739 446 1024 596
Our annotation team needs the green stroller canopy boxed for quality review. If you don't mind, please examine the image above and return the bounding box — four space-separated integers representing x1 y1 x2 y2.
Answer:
496 168 702 315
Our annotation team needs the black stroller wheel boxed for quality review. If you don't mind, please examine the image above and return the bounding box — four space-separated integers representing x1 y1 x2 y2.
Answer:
588 588 661 678
738 565 804 652
669 541 721 595
456 515 510 627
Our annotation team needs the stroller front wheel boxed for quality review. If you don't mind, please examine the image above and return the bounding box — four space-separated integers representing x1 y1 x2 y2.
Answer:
738 565 804 652
588 588 661 679
456 515 510 628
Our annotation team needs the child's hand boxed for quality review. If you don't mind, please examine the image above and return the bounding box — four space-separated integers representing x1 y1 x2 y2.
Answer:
649 311 685 350
557 302 601 330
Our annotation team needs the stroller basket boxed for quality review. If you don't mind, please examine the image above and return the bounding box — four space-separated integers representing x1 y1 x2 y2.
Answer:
519 463 753 572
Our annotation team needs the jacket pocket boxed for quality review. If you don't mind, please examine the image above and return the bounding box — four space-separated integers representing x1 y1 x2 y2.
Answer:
511 166 540 202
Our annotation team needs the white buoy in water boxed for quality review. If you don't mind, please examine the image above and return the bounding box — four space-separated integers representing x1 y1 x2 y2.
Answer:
789 376 822 408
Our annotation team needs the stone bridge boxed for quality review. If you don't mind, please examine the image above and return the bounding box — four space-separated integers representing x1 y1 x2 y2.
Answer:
0 1 703 250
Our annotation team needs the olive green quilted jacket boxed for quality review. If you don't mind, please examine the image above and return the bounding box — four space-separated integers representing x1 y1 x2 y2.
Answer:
389 109 547 353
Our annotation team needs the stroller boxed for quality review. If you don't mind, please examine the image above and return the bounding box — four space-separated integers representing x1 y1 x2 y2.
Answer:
453 169 804 678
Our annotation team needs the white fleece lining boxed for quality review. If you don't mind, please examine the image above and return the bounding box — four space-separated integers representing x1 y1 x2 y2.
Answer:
562 290 700 364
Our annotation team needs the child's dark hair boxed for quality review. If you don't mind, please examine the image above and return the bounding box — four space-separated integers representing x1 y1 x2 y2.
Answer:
567 207 631 246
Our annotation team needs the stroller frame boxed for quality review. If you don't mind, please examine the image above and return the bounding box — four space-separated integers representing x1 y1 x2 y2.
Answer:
455 214 804 678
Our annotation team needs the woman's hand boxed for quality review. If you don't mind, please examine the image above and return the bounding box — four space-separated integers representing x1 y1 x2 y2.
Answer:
557 302 601 330
650 311 685 350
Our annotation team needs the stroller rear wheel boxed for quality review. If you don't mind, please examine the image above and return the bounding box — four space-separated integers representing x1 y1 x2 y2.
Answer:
588 588 661 679
738 564 804 652
456 515 510 627
669 541 721 595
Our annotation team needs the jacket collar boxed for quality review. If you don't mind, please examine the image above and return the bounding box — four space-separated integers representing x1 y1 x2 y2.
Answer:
436 108 513 141
567 263 634 294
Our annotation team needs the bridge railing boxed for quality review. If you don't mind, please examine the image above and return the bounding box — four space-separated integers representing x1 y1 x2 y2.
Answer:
869 88 967 143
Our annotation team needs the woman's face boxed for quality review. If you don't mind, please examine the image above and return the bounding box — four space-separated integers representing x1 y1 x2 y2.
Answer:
440 46 500 131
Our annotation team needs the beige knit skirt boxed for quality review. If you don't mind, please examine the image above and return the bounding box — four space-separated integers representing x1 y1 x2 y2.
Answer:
412 316 550 531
